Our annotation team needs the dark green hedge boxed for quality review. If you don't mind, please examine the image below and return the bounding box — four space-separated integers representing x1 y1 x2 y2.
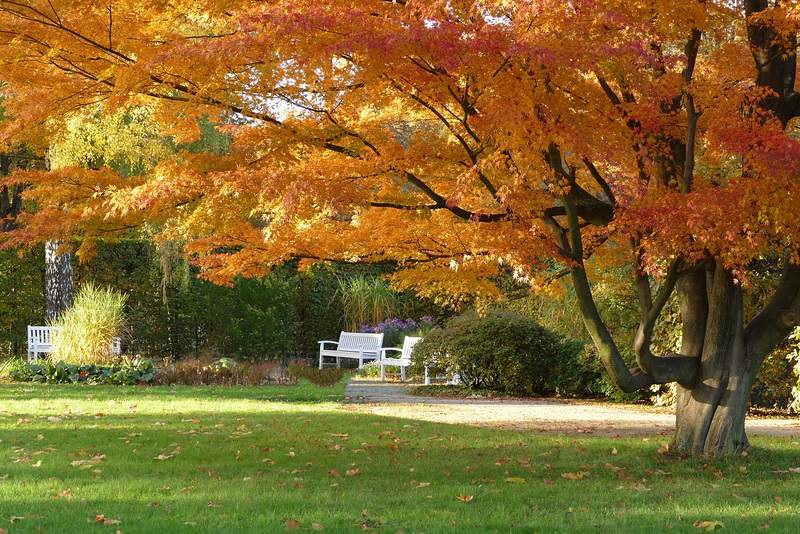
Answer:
410 309 600 395
1 240 444 362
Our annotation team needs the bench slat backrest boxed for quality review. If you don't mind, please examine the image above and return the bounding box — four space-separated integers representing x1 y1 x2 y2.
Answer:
28 325 54 345
401 336 422 360
337 332 384 353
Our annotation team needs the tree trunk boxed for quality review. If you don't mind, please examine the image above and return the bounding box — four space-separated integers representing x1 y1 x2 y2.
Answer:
672 265 763 454
1 154 22 232
672 353 756 455
45 240 73 322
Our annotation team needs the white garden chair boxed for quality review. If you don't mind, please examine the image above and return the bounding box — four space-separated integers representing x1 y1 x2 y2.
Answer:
378 336 422 382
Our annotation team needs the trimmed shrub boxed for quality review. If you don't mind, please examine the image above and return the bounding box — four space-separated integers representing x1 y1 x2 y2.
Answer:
410 309 595 394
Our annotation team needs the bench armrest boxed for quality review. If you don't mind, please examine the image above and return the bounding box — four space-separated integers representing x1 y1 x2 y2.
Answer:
358 343 381 355
378 347 402 360
318 340 339 350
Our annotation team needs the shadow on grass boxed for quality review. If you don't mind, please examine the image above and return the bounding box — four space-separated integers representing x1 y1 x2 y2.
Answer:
1 383 799 533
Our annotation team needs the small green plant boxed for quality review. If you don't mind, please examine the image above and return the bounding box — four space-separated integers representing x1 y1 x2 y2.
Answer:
0 357 24 379
9 358 156 385
411 309 593 394
357 359 402 380
288 359 348 387
49 282 128 365
785 328 800 413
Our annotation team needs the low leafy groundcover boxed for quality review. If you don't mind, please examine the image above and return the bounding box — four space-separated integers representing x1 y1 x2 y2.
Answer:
8 357 348 387
10 358 156 385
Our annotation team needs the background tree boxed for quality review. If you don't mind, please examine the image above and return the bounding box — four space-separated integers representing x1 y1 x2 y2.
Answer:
1 0 799 455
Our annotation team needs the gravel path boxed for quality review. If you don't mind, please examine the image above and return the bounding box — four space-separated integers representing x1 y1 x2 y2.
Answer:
341 378 800 438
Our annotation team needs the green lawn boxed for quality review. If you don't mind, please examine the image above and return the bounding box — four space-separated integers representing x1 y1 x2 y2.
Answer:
1 382 798 533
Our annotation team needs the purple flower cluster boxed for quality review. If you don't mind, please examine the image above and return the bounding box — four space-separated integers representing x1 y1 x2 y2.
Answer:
358 316 435 334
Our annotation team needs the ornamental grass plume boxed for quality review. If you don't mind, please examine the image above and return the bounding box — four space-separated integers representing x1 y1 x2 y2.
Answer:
49 282 127 365
336 275 406 332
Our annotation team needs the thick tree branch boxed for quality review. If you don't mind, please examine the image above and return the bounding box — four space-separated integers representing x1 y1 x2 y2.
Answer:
744 258 800 359
398 171 509 222
545 146 614 225
745 0 800 126
583 159 616 205
560 194 655 392
682 29 703 194
632 253 700 387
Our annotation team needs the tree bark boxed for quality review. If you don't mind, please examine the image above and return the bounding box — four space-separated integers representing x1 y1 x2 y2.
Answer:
672 264 755 454
0 154 22 232
45 240 73 322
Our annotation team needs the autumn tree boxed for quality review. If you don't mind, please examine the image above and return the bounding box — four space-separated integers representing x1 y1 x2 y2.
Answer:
1 0 799 455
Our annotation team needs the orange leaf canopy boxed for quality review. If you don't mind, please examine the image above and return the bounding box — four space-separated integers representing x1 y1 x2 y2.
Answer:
0 0 798 294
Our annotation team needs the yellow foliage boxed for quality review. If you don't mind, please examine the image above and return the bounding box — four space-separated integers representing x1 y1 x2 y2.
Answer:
0 0 798 304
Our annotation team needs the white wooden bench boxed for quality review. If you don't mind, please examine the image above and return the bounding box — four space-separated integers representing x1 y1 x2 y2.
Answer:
378 336 422 382
318 332 384 369
27 325 121 363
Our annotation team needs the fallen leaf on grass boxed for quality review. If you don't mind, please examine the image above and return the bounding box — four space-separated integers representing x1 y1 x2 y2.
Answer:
505 477 526 484
346 469 362 477
207 503 222 508
94 514 121 525
285 519 302 531
154 454 173 461
312 523 324 531
561 472 588 480
328 469 341 477
694 520 724 530
55 489 74 501
457 494 474 502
